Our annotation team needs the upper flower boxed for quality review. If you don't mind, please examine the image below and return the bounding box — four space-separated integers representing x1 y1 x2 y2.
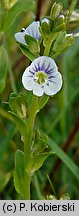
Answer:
14 21 41 45
22 56 62 97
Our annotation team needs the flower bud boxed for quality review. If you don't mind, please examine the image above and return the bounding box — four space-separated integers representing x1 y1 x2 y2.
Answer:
53 32 73 54
41 18 50 24
50 2 63 20
64 33 74 47
40 19 51 36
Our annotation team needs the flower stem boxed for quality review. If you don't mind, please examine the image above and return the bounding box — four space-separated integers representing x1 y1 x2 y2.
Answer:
27 94 38 150
22 173 31 200
23 94 38 200
44 45 50 56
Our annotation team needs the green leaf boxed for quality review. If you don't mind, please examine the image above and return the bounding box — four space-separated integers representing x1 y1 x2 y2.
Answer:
9 93 28 137
53 31 66 52
26 151 54 175
19 44 35 61
25 35 40 55
9 93 28 119
14 150 26 194
14 150 30 198
48 136 79 180
32 131 48 155
54 22 66 32
52 32 74 57
39 95 49 110
0 46 8 93
3 0 35 32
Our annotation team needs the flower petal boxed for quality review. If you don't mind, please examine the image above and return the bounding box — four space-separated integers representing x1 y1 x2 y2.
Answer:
15 21 41 45
31 56 58 74
33 83 44 96
22 66 35 90
44 72 62 95
14 32 26 45
24 21 41 41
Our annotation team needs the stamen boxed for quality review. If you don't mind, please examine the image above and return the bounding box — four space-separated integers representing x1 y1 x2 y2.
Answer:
34 71 48 84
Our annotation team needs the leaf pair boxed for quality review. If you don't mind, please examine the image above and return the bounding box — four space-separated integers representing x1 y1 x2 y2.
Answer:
26 131 54 175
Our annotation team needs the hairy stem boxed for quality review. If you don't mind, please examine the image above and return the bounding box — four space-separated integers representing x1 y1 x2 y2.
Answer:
27 95 38 150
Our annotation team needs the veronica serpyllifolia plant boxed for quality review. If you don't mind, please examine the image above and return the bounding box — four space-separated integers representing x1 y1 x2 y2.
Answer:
9 2 74 199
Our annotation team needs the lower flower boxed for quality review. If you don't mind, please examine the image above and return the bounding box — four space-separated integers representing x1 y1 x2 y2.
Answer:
22 56 62 97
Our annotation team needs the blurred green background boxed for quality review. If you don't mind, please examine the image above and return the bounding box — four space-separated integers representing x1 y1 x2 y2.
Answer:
0 0 79 199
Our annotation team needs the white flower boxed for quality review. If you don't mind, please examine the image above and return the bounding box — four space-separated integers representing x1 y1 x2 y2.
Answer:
22 56 62 97
14 21 41 45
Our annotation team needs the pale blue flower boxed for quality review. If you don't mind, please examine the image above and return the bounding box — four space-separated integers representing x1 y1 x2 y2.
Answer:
14 21 41 45
22 56 62 97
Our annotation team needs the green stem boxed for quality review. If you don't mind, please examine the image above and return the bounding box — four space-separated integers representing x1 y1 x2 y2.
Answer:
44 45 50 56
33 174 45 199
23 95 38 200
28 95 38 141
22 173 31 200
26 95 38 157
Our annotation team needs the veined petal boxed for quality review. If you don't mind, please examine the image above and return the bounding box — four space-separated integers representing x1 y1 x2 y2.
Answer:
22 66 35 90
33 83 44 96
15 21 41 45
24 21 41 41
14 32 26 45
31 56 58 74
44 72 62 95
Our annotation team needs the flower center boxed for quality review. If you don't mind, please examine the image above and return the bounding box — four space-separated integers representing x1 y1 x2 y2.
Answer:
34 71 48 84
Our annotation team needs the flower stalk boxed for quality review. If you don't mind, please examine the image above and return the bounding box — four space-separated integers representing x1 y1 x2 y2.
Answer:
22 95 39 200
26 95 38 156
